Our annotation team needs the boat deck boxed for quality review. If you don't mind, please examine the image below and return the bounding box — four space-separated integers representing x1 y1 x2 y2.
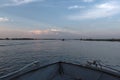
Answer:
8 62 119 80
11 63 120 80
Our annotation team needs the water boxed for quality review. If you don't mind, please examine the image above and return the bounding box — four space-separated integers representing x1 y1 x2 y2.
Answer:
0 40 120 76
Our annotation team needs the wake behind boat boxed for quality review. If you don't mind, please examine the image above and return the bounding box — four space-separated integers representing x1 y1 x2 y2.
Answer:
0 61 120 80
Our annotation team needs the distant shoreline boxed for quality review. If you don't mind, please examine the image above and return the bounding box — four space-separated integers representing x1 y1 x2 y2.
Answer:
80 39 120 42
0 38 71 41
0 38 120 42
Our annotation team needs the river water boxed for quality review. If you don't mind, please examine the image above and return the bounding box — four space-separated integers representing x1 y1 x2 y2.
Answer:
0 40 120 76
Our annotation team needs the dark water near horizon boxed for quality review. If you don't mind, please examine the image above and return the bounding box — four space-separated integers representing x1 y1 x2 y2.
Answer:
0 40 120 76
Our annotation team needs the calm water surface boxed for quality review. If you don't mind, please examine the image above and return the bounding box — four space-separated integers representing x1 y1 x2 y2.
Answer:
0 40 120 76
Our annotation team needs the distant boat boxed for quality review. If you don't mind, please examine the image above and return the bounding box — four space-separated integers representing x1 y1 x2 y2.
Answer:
62 39 65 41
0 61 119 80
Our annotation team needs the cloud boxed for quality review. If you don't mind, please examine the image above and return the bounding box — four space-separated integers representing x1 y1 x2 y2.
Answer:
1 0 43 7
0 17 9 22
29 28 63 35
29 28 80 36
68 1 120 20
68 5 85 10
83 0 94 2
23 28 80 38
29 30 49 35
96 2 117 9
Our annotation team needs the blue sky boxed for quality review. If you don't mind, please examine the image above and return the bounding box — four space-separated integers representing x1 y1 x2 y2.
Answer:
0 0 120 38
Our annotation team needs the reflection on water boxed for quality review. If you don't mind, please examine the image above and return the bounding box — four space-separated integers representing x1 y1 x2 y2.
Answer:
0 40 120 76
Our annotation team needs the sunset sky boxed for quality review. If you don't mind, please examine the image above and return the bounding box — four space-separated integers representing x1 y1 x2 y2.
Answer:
0 0 120 38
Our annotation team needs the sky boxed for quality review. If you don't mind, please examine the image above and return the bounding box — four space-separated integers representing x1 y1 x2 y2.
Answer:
0 0 120 38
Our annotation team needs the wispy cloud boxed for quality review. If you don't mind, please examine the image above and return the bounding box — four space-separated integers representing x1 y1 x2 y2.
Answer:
68 1 120 20
29 28 64 35
29 28 80 35
29 28 80 38
83 0 94 3
0 17 9 22
0 27 80 38
30 30 50 35
1 0 43 7
68 5 85 10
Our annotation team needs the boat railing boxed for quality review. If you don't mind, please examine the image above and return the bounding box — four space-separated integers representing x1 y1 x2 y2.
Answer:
86 60 120 73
